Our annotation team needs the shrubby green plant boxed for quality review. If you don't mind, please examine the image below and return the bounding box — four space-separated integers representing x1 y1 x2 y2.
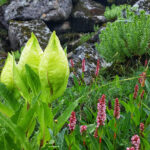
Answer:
96 10 150 63
104 4 131 20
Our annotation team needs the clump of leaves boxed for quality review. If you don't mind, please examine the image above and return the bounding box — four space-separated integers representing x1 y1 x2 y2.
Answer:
96 10 150 63
104 4 131 20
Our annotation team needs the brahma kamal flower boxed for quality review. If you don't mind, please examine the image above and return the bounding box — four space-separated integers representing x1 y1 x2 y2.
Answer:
39 31 69 102
17 33 43 77
0 53 14 89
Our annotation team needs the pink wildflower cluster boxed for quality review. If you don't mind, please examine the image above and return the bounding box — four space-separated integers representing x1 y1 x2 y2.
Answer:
80 125 87 135
114 98 120 119
133 84 139 99
126 147 135 150
68 112 76 131
95 59 100 77
96 94 106 127
138 72 146 87
131 135 140 150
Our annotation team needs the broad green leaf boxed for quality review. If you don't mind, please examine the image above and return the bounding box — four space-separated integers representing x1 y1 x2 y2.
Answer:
0 53 14 89
103 136 114 150
13 58 30 102
0 83 19 111
39 31 69 103
55 99 79 135
0 101 14 117
25 64 41 96
88 133 99 150
37 103 51 146
0 112 30 150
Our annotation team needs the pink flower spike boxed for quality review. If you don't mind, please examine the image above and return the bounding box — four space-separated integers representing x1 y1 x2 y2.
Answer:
70 59 74 68
96 94 106 127
145 59 148 67
131 135 140 150
68 112 76 131
95 59 100 77
140 123 144 132
80 125 87 135
126 147 135 150
114 98 120 119
82 58 85 73
140 90 145 99
133 84 139 99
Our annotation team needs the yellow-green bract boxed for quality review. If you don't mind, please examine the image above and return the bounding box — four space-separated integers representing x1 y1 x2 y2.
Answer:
17 33 43 77
0 53 14 89
39 31 69 102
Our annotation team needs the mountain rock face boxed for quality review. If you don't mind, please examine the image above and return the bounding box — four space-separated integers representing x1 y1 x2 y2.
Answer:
8 20 51 50
4 0 72 22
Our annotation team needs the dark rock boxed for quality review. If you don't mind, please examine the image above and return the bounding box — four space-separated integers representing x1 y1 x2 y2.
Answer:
4 0 72 22
71 0 106 32
87 27 105 43
0 24 10 52
52 21 71 34
0 5 8 29
133 0 150 14
72 0 79 5
8 20 52 51
68 43 111 86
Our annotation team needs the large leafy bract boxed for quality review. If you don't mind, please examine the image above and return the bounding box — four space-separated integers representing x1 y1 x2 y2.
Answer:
17 33 43 76
0 53 14 89
39 31 69 102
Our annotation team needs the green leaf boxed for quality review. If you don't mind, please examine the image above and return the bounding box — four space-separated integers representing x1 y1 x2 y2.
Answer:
0 83 19 111
88 133 99 150
0 112 31 150
103 136 114 150
55 99 80 135
25 64 41 96
13 58 30 102
0 101 14 117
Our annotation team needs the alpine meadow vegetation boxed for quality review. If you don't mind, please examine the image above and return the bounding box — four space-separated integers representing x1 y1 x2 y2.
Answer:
0 3 150 150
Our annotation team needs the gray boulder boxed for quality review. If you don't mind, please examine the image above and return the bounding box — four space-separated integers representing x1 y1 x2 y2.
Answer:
4 0 72 22
71 0 106 32
8 20 52 50
133 0 150 14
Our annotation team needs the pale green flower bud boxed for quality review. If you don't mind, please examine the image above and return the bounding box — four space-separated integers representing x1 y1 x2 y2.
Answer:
0 53 14 89
39 31 69 102
17 33 43 76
